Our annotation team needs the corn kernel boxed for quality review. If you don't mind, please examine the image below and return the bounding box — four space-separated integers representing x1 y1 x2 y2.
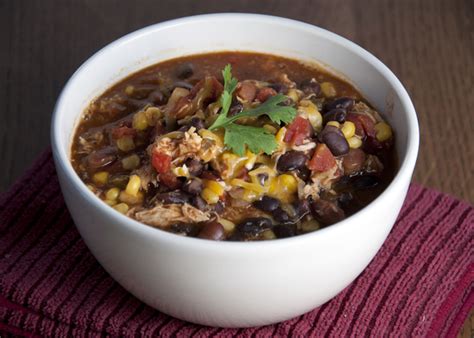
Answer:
121 154 140 170
218 218 235 232
348 136 363 149
105 199 117 206
287 88 300 103
298 100 323 132
321 82 337 98
374 122 393 142
113 203 129 214
116 136 135 152
326 121 340 128
92 171 109 185
124 85 134 96
125 175 141 196
204 180 225 196
267 174 298 203
279 174 298 191
119 191 144 205
105 187 120 201
262 229 277 240
132 111 148 130
144 107 162 126
341 121 356 139
172 165 190 178
201 188 220 204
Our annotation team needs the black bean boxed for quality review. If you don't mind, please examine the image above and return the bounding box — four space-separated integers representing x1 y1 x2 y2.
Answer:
273 208 290 223
148 89 165 105
253 196 280 212
323 97 355 113
237 217 272 236
192 195 208 210
300 79 321 96
323 108 347 124
182 179 203 195
277 151 307 172
86 147 117 169
228 103 243 117
198 221 225 240
169 223 198 236
188 117 205 130
213 201 225 214
296 166 311 181
176 63 194 79
320 126 350 156
156 190 191 204
310 199 345 224
185 158 204 176
337 192 353 209
269 83 288 94
351 175 379 189
272 224 296 238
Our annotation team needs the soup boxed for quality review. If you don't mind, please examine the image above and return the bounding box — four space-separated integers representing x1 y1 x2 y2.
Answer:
71 52 396 241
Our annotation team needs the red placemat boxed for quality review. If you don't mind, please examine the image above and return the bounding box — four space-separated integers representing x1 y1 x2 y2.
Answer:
0 150 473 337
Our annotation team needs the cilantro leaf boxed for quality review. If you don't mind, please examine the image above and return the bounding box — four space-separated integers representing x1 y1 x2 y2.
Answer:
208 64 296 155
229 94 296 125
224 124 277 156
222 64 238 94
212 64 238 128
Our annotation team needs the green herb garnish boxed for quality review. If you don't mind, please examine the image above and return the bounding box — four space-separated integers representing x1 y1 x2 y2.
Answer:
209 64 296 155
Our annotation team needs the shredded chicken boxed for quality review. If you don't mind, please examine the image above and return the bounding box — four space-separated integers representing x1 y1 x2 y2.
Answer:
77 131 104 154
133 164 157 189
352 102 383 122
364 154 384 174
132 203 211 228
299 160 343 199
277 73 297 89
291 141 316 152
150 126 222 165
221 204 268 224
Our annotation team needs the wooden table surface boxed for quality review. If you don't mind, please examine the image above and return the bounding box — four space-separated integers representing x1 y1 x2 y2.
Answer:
1 0 472 336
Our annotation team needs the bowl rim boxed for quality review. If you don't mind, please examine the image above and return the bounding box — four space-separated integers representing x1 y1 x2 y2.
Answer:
51 13 419 249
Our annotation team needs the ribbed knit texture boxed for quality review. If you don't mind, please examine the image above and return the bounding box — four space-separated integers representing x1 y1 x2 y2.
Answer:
0 150 472 337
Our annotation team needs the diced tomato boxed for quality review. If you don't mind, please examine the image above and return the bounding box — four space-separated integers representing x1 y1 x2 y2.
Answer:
284 116 312 146
346 113 375 138
111 126 136 139
256 87 277 102
307 143 336 172
159 171 180 189
152 151 172 174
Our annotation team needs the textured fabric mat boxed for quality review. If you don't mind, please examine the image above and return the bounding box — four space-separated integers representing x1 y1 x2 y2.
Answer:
0 150 473 337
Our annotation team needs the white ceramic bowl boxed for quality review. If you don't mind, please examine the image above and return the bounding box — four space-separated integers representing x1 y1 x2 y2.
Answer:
51 14 419 327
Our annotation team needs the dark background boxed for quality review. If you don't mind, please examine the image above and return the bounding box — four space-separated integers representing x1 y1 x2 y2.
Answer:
0 1 473 334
